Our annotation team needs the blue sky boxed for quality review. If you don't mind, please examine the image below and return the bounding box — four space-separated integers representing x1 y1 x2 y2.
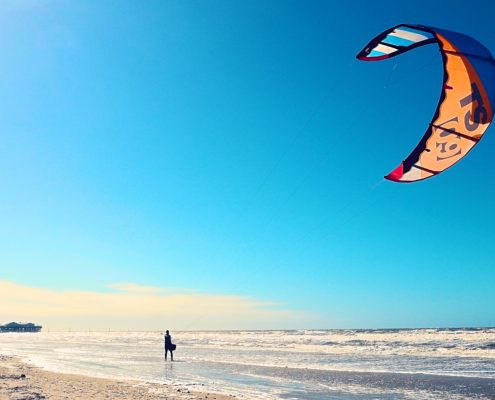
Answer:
1 0 494 329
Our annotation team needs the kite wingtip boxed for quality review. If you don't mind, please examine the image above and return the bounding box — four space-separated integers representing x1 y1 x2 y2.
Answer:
385 163 404 182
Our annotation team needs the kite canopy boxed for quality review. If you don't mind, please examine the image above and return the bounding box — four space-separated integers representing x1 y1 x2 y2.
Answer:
357 24 495 182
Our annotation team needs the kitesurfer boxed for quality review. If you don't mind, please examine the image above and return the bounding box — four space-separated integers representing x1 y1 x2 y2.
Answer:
164 330 174 361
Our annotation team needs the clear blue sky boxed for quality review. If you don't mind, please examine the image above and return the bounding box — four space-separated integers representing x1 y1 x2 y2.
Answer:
1 0 494 328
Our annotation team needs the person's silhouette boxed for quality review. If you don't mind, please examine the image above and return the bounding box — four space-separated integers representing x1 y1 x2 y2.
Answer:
164 330 174 361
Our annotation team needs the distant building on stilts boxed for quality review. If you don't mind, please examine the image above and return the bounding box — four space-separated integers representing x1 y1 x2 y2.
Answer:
0 322 42 333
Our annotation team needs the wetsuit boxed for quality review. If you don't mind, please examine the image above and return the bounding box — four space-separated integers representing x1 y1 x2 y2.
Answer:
164 333 173 361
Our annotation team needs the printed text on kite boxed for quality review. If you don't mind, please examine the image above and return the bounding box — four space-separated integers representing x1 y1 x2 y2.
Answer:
357 24 495 182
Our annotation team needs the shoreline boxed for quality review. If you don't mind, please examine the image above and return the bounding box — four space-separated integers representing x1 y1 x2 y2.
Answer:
1 353 495 399
0 355 235 400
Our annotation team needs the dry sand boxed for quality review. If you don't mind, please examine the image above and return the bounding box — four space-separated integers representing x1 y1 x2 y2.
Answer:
0 355 235 400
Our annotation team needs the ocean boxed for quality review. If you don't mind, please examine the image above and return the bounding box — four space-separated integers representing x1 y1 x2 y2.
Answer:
1 328 495 399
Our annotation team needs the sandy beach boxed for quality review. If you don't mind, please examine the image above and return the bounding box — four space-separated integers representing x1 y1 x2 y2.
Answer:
0 355 234 400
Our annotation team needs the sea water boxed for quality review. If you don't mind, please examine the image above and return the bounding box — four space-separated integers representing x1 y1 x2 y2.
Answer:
1 329 495 399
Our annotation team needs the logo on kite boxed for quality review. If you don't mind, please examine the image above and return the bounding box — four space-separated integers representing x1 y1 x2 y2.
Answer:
357 24 495 183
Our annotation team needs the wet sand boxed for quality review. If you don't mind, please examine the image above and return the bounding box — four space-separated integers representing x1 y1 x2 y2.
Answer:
0 355 235 400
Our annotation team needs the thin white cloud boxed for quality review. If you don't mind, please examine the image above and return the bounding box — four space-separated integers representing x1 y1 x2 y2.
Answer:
106 282 164 294
0 280 319 331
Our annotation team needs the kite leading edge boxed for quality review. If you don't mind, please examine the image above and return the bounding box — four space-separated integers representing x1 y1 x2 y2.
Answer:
357 24 495 183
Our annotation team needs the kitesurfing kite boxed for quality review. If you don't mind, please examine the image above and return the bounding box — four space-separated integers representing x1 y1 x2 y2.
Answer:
357 24 495 182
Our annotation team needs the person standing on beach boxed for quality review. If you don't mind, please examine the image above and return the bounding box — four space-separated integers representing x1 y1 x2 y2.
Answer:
164 330 174 361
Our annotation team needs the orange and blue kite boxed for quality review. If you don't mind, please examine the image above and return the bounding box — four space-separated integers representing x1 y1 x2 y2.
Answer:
357 24 495 182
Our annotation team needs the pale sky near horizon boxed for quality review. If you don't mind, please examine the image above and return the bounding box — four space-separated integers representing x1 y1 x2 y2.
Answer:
1 1 495 330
